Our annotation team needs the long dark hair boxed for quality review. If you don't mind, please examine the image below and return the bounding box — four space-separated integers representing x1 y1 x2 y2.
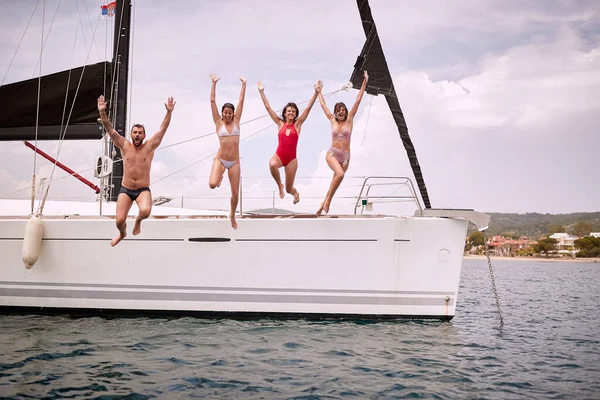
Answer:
280 102 299 122
334 102 348 122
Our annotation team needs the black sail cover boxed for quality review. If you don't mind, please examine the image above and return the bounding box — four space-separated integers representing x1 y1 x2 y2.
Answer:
0 61 112 141
350 0 431 209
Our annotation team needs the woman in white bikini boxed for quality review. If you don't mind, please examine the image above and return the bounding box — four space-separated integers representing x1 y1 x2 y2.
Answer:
209 73 246 229
316 70 368 215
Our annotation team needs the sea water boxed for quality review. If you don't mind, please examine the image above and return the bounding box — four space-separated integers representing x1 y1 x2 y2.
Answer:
1 259 599 399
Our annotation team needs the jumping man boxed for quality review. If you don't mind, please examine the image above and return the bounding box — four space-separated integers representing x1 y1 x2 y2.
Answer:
97 95 176 246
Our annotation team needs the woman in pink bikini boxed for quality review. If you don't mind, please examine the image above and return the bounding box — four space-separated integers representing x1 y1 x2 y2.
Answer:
258 79 322 203
209 73 246 229
316 70 368 215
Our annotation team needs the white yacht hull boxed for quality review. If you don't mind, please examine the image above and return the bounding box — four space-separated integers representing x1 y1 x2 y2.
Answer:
0 214 468 320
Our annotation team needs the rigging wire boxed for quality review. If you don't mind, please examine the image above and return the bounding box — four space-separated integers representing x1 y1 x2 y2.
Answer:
0 85 346 198
127 0 136 132
1 0 41 86
100 1 111 209
36 6 104 215
109 0 126 127
159 88 344 150
73 0 90 63
150 89 345 183
36 19 80 214
104 1 127 201
31 0 45 215
30 0 62 79
150 121 275 185
81 0 102 60
0 4 370 206
361 92 374 146
3 85 347 200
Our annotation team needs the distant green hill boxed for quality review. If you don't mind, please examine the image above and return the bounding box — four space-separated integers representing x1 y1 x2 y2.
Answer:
246 208 600 239
471 212 600 239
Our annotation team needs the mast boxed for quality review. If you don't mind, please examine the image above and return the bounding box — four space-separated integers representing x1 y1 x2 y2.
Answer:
350 0 432 209
108 0 132 201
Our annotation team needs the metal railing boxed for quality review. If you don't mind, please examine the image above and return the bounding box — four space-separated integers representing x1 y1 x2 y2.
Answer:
3 175 426 218
354 176 422 215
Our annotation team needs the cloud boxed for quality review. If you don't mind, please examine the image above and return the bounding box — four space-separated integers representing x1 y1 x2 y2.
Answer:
1 0 598 215
291 25 600 214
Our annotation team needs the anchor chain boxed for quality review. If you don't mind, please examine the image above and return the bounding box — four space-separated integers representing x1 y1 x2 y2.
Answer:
482 230 504 327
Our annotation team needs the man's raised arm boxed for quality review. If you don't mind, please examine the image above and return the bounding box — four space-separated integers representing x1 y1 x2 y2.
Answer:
98 95 126 149
149 96 176 151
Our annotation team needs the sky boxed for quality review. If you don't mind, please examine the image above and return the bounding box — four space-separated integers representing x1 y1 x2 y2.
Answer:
0 0 598 215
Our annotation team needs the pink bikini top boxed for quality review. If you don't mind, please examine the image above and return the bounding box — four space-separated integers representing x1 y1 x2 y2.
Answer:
331 126 351 141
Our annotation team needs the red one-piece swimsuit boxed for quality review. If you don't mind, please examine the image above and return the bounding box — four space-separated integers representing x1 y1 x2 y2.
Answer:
275 123 299 167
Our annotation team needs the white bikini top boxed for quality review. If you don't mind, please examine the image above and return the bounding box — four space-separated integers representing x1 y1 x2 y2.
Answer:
218 123 240 137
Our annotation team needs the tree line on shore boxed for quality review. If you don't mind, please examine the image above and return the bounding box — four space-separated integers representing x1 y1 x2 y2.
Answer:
470 212 600 238
466 221 600 258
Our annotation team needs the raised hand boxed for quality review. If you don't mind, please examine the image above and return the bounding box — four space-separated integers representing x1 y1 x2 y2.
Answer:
97 95 107 112
209 72 220 83
315 79 323 93
364 70 369 80
239 76 246 84
257 81 265 91
165 96 176 112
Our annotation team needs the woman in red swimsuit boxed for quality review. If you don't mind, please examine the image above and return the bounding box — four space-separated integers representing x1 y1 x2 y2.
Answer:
316 70 368 215
258 80 322 204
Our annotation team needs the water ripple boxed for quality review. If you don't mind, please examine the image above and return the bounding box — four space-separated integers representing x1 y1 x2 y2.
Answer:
0 260 599 398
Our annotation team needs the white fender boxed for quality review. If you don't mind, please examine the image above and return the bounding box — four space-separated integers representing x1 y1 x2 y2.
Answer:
22 215 44 269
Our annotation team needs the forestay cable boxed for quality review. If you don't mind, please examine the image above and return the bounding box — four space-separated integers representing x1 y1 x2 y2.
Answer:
2 87 347 199
1 0 41 86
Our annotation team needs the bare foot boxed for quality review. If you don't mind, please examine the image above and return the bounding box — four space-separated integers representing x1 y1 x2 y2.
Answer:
132 217 142 236
230 213 238 230
278 183 285 199
110 230 126 247
316 202 324 216
293 190 300 204
323 199 330 214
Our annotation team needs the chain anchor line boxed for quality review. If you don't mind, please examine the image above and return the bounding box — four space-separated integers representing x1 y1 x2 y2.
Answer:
482 230 504 327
